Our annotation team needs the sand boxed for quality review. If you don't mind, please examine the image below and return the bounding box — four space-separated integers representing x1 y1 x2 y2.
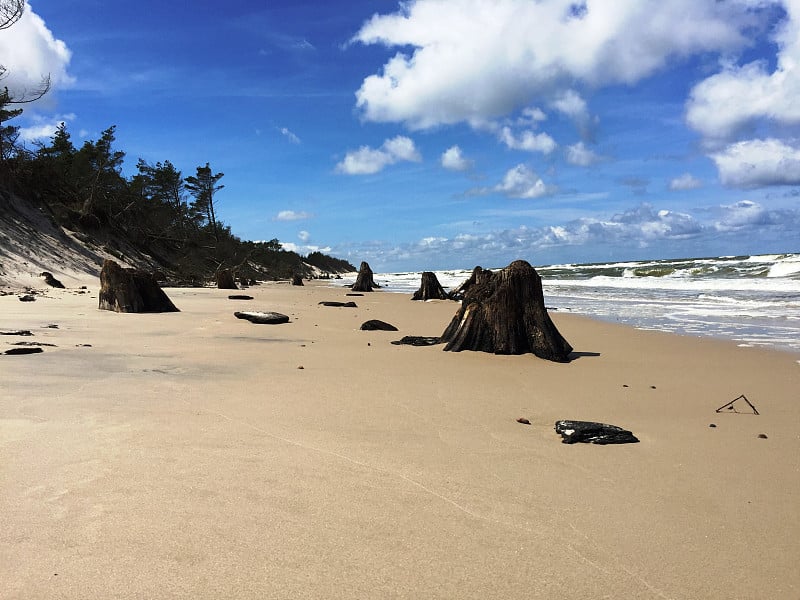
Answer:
1 280 798 599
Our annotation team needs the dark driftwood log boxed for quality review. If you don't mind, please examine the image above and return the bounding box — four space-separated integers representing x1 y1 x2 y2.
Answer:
351 261 380 292
291 273 304 286
440 260 572 362
554 420 639 444
390 336 442 346
4 347 44 355
228 294 254 300
360 320 398 331
40 272 65 288
98 260 179 313
216 268 238 290
319 301 357 308
234 311 289 324
412 271 449 301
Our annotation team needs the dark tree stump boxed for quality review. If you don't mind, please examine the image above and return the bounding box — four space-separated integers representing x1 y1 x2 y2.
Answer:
440 260 572 362
412 271 449 301
216 268 238 290
450 266 492 300
361 320 398 331
40 272 65 288
351 261 380 292
291 273 304 286
99 260 179 313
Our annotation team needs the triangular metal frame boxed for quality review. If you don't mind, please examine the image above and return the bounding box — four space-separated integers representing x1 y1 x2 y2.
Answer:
715 394 759 415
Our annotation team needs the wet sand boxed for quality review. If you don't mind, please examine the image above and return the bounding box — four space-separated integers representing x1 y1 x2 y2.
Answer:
2 280 798 599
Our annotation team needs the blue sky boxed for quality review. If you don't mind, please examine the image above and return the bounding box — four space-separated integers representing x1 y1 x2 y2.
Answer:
5 0 800 271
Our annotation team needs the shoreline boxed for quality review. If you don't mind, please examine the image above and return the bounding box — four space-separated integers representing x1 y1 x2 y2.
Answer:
2 280 798 599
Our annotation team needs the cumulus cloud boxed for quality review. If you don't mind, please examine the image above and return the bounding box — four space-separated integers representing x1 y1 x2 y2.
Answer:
275 210 313 221
336 135 421 175
17 113 75 143
441 145 473 171
499 127 557 154
711 138 800 188
565 141 602 166
298 230 311 242
686 3 800 143
494 164 553 199
0 3 73 101
352 0 750 129
669 173 703 190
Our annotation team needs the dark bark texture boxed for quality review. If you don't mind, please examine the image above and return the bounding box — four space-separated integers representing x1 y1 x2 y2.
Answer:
412 271 450 301
440 260 572 362
291 273 304 286
351 261 380 292
216 268 237 290
98 259 179 313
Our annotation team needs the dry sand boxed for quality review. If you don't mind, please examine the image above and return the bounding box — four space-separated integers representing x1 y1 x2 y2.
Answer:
1 280 798 599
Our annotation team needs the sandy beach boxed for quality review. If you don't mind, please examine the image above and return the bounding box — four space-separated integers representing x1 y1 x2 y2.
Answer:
1 280 798 599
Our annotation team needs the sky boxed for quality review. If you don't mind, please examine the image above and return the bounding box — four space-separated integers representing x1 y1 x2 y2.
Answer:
4 0 800 272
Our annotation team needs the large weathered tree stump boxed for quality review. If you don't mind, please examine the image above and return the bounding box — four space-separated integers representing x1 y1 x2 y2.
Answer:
99 260 179 313
449 266 492 300
291 273 304 286
216 268 238 290
412 271 449 301
351 261 380 292
440 260 572 362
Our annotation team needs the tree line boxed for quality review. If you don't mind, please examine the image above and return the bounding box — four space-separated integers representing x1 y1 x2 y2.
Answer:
0 0 353 282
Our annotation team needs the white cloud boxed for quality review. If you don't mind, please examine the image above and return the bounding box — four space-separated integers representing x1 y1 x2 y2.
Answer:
711 138 800 188
17 113 75 143
0 3 73 101
279 127 301 144
275 210 313 221
336 135 421 175
669 173 703 190
565 142 602 166
280 242 332 254
686 2 800 143
441 145 473 171
499 127 557 154
494 164 553 199
298 230 311 242
352 0 750 129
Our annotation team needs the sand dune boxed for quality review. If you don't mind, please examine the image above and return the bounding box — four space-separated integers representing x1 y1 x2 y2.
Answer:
1 281 798 599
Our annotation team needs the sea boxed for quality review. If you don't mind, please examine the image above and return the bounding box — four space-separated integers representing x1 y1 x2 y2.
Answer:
336 253 800 355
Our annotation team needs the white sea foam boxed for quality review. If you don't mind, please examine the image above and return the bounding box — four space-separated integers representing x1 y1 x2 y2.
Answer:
335 253 800 353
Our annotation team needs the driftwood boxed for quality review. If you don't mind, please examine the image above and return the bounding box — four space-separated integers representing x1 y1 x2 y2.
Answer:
234 311 290 324
228 295 254 300
715 394 760 415
390 336 442 346
555 420 639 444
4 347 44 355
351 261 380 292
40 272 65 288
360 320 398 331
319 301 357 308
98 260 179 313
412 271 450 301
216 268 238 290
440 260 572 362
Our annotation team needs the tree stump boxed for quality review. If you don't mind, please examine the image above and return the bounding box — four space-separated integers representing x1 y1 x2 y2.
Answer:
216 268 238 289
440 260 572 362
40 272 65 288
98 260 179 313
351 261 380 292
291 273 304 286
412 271 449 301
449 266 492 300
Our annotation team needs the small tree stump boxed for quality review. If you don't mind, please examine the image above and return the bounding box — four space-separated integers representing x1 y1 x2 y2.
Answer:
351 261 380 292
291 273 304 286
98 260 179 313
412 271 449 301
216 268 238 290
440 260 572 362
